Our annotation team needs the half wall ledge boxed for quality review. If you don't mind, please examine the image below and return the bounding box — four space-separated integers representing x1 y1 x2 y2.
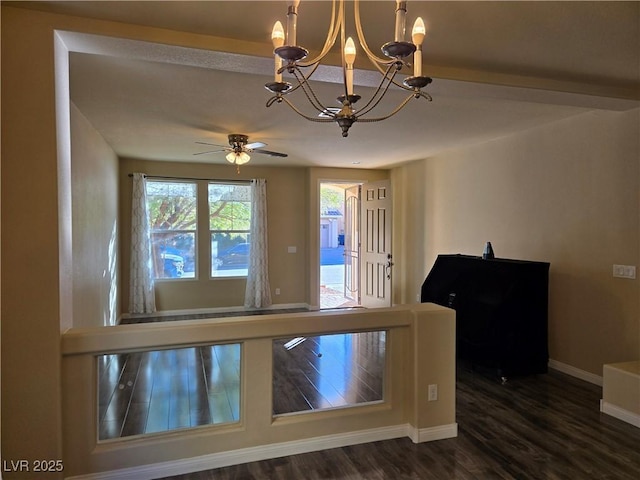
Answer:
61 303 457 479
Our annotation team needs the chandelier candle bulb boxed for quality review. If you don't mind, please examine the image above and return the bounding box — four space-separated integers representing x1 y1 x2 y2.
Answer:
395 0 408 42
271 21 285 82
411 17 426 77
287 0 301 47
344 37 357 95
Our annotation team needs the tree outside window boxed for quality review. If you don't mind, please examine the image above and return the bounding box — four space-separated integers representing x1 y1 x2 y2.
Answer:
146 181 197 279
209 183 251 278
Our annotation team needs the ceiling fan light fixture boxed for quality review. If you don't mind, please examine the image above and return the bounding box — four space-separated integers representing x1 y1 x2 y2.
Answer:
195 134 287 172
226 151 251 165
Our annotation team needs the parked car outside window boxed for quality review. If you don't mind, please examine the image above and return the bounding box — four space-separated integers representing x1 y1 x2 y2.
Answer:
160 246 185 278
217 243 250 267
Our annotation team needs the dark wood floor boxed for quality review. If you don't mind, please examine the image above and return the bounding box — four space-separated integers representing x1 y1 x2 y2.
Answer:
159 364 640 480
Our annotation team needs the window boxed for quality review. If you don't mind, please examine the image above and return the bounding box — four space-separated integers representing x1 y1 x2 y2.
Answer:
146 180 197 279
272 331 386 415
98 343 241 440
209 183 251 277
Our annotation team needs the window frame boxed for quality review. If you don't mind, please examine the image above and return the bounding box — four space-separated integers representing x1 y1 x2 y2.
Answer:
208 181 252 279
145 179 198 281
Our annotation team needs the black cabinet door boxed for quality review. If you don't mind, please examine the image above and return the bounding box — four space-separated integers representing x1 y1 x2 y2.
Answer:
421 254 549 376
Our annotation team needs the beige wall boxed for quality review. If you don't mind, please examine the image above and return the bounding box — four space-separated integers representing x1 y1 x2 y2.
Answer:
392 109 640 376
119 158 309 312
72 103 120 327
118 161 389 313
2 6 66 472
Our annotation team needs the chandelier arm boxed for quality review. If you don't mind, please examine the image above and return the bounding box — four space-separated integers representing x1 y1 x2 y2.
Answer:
389 74 420 93
355 93 417 123
374 57 421 93
351 63 398 116
277 63 322 97
359 84 432 119
416 90 433 101
354 0 398 70
279 96 335 123
339 0 348 99
266 95 281 108
299 0 342 68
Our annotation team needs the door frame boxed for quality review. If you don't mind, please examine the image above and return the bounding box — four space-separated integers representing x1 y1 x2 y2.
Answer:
318 181 362 309
308 172 390 310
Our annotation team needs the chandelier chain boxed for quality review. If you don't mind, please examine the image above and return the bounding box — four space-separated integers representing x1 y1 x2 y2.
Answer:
280 96 335 123
291 68 332 114
356 93 416 123
351 62 400 117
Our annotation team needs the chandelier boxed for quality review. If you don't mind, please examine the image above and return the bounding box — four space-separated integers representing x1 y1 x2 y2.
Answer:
265 0 432 137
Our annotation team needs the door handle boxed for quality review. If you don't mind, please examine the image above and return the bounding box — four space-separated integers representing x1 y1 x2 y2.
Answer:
386 254 394 280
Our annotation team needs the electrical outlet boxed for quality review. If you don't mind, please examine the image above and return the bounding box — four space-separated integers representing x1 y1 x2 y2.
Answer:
275 288 281 295
613 265 636 279
428 384 438 402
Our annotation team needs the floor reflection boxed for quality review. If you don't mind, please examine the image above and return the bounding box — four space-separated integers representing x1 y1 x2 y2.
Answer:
97 344 240 440
273 331 385 415
97 331 386 439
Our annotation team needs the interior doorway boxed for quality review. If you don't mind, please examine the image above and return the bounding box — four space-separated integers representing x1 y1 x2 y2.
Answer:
319 183 361 309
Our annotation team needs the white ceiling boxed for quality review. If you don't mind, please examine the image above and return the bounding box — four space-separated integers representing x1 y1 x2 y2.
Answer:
12 1 640 169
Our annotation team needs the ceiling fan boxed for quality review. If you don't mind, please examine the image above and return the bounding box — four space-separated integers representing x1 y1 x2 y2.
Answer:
194 134 288 171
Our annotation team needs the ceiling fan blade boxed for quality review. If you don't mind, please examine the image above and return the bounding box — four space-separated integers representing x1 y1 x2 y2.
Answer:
195 141 227 148
193 148 228 156
245 141 267 149
252 149 288 158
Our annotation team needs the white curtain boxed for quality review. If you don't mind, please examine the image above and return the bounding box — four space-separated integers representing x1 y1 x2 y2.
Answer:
245 178 272 309
129 173 156 314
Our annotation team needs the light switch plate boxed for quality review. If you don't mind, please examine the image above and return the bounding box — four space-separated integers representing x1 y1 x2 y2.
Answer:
613 264 636 279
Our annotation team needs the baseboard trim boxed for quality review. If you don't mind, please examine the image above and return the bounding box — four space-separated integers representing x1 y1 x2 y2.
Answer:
548 359 603 386
600 400 640 428
65 424 456 480
408 423 458 444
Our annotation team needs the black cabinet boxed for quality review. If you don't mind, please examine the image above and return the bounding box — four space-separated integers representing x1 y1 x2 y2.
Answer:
421 254 549 377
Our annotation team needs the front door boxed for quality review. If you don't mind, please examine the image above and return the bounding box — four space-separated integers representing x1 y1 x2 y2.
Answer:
360 180 393 308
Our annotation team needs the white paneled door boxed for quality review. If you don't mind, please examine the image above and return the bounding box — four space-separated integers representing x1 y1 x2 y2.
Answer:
360 180 393 308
